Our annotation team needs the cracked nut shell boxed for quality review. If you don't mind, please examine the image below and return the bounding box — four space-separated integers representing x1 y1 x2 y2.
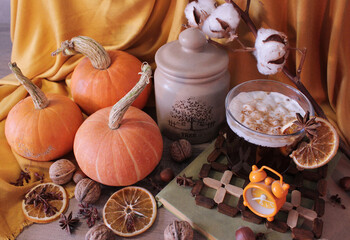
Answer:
164 220 193 240
75 178 101 204
170 139 192 162
49 159 76 185
85 224 115 240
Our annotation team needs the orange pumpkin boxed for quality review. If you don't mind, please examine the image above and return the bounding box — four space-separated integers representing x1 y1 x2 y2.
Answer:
5 63 83 161
53 36 151 115
74 63 162 186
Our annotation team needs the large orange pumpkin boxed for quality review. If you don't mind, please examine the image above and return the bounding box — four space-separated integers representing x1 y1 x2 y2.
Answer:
5 63 84 161
74 63 163 186
53 36 151 115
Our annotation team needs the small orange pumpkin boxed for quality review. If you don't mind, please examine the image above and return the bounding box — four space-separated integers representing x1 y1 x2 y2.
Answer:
5 63 84 161
52 36 151 115
74 63 162 186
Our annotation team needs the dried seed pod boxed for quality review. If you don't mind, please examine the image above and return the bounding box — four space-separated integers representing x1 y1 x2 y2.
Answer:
49 159 76 185
170 139 192 162
75 178 101 204
85 224 115 240
164 220 193 240
73 169 87 184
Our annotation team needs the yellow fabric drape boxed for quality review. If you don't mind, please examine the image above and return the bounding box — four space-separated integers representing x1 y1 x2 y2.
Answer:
0 0 349 239
0 1 187 239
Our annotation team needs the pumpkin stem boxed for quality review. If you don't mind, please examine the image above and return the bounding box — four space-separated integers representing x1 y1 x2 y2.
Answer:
8 62 49 109
108 62 152 130
51 36 111 70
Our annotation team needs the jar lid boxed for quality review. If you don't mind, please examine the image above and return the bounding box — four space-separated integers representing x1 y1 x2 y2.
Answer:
155 28 229 79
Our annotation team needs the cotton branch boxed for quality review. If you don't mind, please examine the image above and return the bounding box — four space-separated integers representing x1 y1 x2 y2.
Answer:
227 0 350 158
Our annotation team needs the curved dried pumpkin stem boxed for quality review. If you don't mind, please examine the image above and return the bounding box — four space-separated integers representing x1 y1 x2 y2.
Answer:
51 36 111 70
8 62 49 109
108 63 152 130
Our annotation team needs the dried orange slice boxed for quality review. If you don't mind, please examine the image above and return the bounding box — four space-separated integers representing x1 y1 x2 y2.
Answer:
282 117 339 169
22 183 68 223
103 186 157 237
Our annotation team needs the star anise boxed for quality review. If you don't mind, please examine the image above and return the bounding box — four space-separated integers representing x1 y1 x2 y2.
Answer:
293 111 320 139
78 203 100 228
25 185 63 217
176 174 195 187
11 168 31 186
34 172 44 183
329 194 346 209
59 212 80 234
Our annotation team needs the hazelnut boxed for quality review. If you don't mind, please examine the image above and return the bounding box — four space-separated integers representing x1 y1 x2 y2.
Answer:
235 226 255 240
73 169 87 184
164 220 193 240
170 139 192 162
339 177 350 191
49 159 76 185
75 178 101 204
160 168 174 183
85 224 115 240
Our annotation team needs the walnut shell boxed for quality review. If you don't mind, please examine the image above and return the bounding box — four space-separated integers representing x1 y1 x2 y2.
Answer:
75 178 101 204
170 139 192 162
73 169 87 184
49 159 76 185
85 224 115 240
164 220 193 240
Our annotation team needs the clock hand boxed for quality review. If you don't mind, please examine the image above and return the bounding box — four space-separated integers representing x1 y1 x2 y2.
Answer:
260 199 274 204
251 196 264 205
252 195 274 206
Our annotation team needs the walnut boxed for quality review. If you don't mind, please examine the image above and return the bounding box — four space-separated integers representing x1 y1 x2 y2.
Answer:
75 178 101 204
170 139 192 162
49 159 76 185
73 169 87 184
85 224 115 240
164 220 193 240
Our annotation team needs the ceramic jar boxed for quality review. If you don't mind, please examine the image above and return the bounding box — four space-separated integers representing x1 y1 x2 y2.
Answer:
154 28 230 144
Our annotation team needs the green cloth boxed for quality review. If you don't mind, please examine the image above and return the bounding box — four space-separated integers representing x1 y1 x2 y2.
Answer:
156 141 341 240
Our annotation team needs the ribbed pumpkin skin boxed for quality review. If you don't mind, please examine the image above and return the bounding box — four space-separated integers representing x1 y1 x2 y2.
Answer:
5 94 84 161
71 51 152 115
74 106 163 186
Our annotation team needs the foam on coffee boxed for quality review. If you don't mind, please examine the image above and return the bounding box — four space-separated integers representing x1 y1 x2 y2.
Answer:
229 91 305 135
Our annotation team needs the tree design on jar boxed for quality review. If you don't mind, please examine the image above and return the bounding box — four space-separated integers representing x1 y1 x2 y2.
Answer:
169 97 215 131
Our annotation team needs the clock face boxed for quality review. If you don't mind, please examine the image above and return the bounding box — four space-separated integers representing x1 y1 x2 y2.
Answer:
245 187 276 216
251 188 275 209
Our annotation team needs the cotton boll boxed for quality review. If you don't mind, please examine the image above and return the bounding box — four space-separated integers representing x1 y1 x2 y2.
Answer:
185 2 200 27
184 0 217 27
198 0 217 12
201 3 240 39
254 28 289 75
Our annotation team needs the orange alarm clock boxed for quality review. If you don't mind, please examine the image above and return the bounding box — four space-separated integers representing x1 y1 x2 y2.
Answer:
243 165 290 222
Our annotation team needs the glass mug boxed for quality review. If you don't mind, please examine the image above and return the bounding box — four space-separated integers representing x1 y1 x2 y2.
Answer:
225 79 314 173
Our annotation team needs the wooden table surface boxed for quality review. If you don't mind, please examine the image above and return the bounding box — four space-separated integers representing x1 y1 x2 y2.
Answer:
1 21 350 240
